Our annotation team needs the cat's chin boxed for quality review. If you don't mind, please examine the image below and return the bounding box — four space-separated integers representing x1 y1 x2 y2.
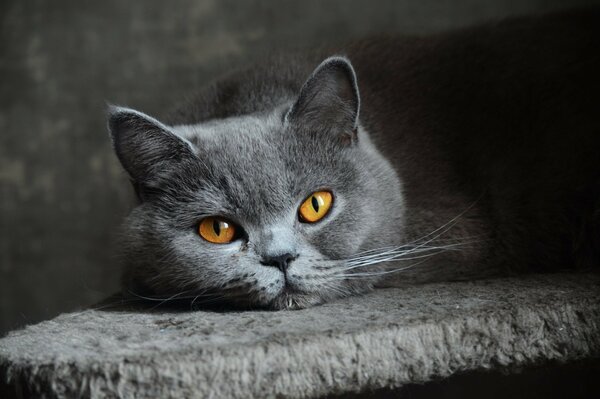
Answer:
263 278 375 310
266 289 325 310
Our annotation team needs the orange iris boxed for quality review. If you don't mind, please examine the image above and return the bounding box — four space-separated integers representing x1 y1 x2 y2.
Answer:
299 191 333 223
198 217 236 244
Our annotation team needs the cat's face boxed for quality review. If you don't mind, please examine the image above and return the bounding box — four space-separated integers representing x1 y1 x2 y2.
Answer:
109 57 404 309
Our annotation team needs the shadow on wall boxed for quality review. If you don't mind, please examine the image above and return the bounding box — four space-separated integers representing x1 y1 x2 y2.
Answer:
1 0 599 335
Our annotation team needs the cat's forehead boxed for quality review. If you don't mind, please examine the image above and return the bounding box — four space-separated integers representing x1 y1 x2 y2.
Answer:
172 112 283 149
170 110 343 176
167 112 359 224
169 112 349 221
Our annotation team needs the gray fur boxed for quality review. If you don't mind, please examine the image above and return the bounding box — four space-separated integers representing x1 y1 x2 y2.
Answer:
109 57 403 309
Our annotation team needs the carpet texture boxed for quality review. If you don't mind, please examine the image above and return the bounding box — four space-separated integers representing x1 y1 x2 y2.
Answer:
1 273 599 398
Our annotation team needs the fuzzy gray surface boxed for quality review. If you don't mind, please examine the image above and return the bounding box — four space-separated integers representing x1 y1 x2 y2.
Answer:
1 273 599 398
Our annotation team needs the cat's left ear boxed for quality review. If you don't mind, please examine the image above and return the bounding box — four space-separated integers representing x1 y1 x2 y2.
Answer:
285 56 360 143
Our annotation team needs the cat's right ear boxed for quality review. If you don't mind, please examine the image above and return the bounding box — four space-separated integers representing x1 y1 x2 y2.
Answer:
107 105 197 185
285 56 360 144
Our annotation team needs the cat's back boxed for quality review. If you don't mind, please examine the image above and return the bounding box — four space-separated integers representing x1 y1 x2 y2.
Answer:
350 7 600 171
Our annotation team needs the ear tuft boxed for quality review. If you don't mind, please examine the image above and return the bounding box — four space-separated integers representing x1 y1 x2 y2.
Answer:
286 56 360 140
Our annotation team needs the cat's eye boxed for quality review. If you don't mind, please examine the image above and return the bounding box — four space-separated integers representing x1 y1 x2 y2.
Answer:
198 217 237 244
299 191 333 223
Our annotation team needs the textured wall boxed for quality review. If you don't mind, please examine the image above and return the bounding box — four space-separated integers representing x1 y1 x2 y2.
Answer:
1 0 598 335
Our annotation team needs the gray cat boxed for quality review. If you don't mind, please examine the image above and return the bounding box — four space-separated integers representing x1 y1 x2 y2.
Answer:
108 10 600 310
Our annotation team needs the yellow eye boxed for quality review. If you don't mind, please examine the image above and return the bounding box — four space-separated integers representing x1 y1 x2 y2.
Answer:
299 191 333 223
198 217 236 244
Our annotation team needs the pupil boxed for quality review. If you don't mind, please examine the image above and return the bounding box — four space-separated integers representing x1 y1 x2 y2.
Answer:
213 220 221 236
311 196 320 212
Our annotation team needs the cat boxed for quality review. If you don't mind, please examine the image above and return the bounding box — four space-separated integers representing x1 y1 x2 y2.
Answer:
108 9 600 310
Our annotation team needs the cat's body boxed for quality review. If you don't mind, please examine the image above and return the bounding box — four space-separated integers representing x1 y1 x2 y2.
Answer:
109 9 600 309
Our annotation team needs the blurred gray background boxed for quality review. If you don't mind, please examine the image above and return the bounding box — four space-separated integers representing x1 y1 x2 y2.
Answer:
1 0 598 335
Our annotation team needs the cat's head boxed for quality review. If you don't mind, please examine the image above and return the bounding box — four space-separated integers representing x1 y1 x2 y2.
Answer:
108 57 404 309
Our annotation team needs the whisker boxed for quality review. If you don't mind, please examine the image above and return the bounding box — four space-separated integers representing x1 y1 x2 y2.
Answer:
345 219 476 266
87 297 152 311
126 289 191 302
148 290 194 310
348 196 482 261
330 258 431 279
342 249 446 270
345 239 481 269
346 242 455 264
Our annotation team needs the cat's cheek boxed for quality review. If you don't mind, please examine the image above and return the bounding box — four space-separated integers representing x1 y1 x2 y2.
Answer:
300 196 371 259
307 224 364 259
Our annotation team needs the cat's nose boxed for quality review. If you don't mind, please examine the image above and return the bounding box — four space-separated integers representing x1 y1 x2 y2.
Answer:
260 253 297 273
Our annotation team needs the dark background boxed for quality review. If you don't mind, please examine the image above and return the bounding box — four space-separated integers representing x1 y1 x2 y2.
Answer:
1 0 598 335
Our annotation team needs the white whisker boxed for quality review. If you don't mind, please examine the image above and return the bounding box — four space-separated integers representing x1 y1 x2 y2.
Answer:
330 258 431 279
344 240 480 270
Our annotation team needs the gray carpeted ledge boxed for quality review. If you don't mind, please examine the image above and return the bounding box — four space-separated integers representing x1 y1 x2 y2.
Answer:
1 273 599 398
